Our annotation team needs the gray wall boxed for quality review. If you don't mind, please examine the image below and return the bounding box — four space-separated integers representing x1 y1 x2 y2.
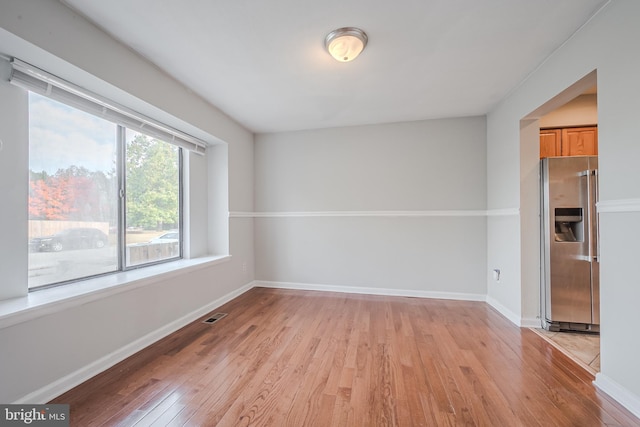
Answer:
254 117 487 298
487 0 640 413
0 0 254 403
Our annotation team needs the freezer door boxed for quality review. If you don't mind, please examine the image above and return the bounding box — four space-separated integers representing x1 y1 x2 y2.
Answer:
543 157 593 325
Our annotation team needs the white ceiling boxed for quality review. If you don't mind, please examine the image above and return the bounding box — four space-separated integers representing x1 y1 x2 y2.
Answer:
62 0 607 134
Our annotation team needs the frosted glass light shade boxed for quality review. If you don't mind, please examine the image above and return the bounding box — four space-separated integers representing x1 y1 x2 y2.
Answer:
325 27 368 62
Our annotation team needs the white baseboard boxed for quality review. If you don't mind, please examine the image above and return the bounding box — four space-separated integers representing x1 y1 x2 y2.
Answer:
486 295 522 326
14 281 256 404
520 317 542 328
254 280 486 302
594 373 640 419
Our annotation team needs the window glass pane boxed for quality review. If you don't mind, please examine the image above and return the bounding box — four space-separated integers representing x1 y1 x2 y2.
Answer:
125 130 181 267
28 93 118 288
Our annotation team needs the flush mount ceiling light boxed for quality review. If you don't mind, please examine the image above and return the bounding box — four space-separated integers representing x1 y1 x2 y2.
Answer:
324 27 368 62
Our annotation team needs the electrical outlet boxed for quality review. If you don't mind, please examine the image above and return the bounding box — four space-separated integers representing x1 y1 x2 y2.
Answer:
242 262 247 273
493 269 501 282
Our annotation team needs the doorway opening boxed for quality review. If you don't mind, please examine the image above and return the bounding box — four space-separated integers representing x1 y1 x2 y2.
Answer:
520 70 600 374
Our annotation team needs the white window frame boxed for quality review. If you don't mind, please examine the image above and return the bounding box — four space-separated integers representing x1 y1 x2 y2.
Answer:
14 58 206 290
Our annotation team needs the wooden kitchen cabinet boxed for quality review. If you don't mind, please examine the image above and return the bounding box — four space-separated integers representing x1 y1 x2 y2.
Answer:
540 126 597 158
540 129 562 158
561 127 598 156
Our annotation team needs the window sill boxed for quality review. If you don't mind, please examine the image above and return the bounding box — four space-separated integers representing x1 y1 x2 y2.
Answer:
0 255 231 330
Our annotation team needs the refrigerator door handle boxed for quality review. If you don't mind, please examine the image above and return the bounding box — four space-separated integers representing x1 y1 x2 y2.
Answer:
586 169 598 263
592 169 600 262
580 170 593 263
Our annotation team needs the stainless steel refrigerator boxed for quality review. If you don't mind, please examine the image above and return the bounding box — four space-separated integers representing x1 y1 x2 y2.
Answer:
541 156 599 332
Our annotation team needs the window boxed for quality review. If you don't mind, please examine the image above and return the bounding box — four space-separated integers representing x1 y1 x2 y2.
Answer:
28 93 120 288
27 93 184 289
4 55 212 290
124 129 181 268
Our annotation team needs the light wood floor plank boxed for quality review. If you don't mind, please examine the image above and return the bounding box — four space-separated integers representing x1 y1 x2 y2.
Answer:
51 287 640 426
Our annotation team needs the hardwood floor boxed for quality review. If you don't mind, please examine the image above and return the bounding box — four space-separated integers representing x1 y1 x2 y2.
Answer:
51 287 640 426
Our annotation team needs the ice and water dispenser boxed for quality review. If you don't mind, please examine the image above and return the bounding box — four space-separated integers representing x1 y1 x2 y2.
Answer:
554 207 583 242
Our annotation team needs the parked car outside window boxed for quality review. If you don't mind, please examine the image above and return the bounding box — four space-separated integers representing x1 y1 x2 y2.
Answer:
149 231 179 243
30 228 109 252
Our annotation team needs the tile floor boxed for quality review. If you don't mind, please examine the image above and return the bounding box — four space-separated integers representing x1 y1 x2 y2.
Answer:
531 328 600 374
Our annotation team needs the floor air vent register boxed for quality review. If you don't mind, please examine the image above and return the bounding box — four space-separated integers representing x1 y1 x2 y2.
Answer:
202 313 228 324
